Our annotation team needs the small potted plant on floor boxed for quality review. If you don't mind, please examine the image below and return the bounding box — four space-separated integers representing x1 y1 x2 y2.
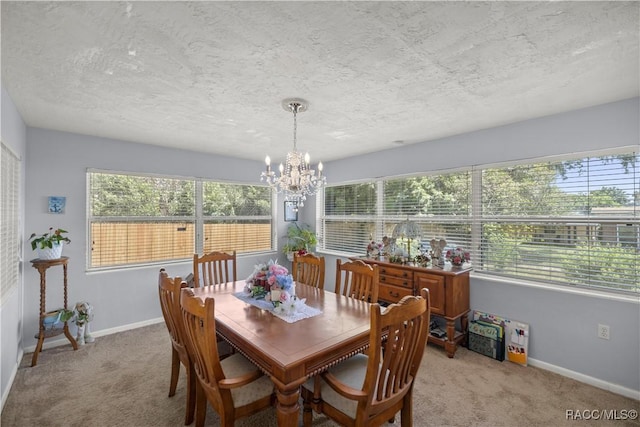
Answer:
29 227 71 260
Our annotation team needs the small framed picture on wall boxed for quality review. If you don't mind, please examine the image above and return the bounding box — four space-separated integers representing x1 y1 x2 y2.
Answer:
284 201 298 222
48 196 66 214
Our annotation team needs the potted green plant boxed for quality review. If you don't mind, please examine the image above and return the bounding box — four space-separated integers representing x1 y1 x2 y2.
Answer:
29 227 71 260
282 223 318 261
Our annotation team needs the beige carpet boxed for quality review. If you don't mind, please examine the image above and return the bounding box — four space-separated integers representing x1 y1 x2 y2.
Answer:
2 323 638 427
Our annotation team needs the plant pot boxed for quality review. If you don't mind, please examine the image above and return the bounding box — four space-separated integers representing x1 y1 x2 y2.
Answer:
42 310 62 330
36 242 64 260
287 252 295 262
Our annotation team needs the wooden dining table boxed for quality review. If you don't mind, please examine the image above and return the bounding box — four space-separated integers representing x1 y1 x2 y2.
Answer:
189 280 374 427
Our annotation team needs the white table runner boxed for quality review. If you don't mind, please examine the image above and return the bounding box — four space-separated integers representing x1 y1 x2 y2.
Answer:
233 292 322 323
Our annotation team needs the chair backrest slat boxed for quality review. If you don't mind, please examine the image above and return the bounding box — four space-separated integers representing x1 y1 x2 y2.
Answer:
335 259 379 303
292 253 325 289
193 250 237 287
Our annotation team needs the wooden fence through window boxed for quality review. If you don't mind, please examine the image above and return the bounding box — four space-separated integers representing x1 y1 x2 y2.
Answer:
91 222 271 267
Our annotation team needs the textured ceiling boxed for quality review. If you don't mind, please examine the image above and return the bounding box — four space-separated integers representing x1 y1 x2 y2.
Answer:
1 1 638 163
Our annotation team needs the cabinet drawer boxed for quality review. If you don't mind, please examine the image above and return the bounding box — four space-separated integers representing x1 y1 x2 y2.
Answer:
379 284 413 303
378 265 412 279
379 274 412 288
414 272 445 315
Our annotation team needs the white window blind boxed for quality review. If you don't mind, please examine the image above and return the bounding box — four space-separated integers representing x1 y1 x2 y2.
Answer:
202 182 272 254
1 142 21 305
320 150 638 294
383 173 472 257
321 172 472 257
88 171 272 269
321 182 377 254
478 153 639 292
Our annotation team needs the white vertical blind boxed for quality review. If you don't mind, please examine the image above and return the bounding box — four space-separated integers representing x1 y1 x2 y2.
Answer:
1 142 21 305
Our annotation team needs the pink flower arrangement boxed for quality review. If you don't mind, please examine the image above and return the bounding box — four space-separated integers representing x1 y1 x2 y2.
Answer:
245 260 294 298
266 262 294 291
244 259 307 315
446 247 470 266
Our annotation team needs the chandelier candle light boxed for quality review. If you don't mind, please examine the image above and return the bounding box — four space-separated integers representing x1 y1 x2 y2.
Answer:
261 98 326 208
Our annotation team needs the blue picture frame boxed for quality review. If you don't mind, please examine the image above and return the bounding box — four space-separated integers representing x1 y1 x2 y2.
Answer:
48 196 66 214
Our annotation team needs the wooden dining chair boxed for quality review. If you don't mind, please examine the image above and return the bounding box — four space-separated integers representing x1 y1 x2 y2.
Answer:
158 269 195 425
301 288 431 427
180 288 275 427
335 259 379 303
193 251 237 357
292 252 325 289
193 250 237 287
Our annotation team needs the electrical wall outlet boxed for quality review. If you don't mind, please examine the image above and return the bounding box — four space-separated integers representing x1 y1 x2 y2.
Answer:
597 324 610 340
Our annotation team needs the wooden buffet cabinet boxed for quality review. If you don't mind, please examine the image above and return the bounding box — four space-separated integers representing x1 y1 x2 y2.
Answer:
354 257 471 358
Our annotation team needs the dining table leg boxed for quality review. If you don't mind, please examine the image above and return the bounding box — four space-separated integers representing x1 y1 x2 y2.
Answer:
272 376 306 426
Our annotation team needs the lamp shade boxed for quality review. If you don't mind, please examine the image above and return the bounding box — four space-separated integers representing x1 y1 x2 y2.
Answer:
392 220 422 240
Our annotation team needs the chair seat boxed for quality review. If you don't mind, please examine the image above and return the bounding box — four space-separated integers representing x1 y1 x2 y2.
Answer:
221 353 274 408
303 354 369 418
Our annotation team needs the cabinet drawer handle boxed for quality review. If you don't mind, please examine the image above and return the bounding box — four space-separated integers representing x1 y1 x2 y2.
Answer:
389 291 400 298
380 276 386 282
402 272 408 277
403 282 408 287
381 269 386 274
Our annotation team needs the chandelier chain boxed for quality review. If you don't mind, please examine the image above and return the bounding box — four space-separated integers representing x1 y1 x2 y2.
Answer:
292 104 297 152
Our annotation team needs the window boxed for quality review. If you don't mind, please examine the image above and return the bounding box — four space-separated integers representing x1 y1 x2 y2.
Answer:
322 182 377 254
202 182 272 254
88 171 272 269
321 171 472 259
479 153 638 292
1 142 21 305
320 150 639 293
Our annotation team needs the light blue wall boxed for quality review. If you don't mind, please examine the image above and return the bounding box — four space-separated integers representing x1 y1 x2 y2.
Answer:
1 85 26 409
328 97 639 181
321 98 640 397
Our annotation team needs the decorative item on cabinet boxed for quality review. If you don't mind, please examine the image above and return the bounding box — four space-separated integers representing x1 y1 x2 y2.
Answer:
391 220 421 263
429 238 446 266
446 246 471 268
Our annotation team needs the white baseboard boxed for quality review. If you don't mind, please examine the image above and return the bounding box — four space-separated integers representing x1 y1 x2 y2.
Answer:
528 357 640 401
22 317 165 353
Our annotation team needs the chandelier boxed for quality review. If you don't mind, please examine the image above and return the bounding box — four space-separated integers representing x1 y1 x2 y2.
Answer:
260 98 326 208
